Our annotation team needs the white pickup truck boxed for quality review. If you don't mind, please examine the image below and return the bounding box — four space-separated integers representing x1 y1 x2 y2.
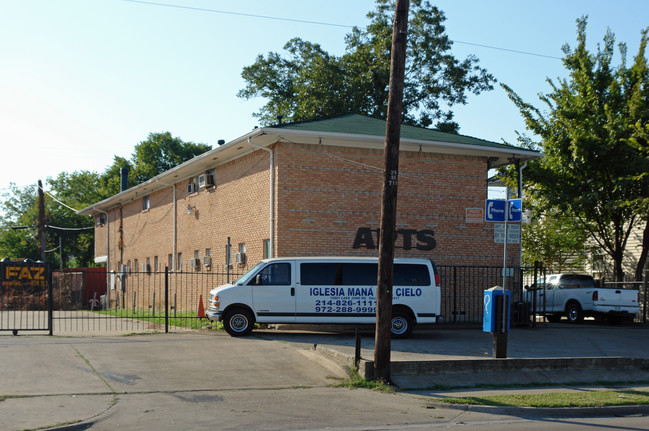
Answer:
525 273 640 324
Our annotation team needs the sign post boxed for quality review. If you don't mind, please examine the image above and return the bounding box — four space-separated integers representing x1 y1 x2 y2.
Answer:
484 194 522 358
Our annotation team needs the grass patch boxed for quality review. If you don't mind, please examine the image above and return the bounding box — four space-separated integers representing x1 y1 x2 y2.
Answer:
335 367 395 393
439 390 649 408
93 309 211 330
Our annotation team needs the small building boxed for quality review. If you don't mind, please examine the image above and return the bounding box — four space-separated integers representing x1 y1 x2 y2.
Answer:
79 114 540 274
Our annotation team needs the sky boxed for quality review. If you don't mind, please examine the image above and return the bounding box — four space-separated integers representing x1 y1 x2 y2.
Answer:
1 0 648 199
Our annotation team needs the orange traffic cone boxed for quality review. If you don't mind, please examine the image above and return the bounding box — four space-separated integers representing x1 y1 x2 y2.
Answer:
197 294 206 318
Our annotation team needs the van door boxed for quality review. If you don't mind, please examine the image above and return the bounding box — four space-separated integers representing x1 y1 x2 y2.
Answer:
250 261 296 323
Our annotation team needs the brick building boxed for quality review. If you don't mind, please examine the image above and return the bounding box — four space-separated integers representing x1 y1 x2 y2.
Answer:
79 114 541 275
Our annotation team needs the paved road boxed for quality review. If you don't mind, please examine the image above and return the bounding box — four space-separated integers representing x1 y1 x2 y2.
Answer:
2 324 649 430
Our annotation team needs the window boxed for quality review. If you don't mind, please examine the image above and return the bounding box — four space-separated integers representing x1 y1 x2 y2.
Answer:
263 239 270 259
145 257 151 272
250 263 291 285
154 256 159 272
134 259 139 273
177 253 183 271
205 169 216 187
95 214 106 226
168 254 173 271
205 248 211 257
187 177 199 194
143 195 150 210
300 263 430 286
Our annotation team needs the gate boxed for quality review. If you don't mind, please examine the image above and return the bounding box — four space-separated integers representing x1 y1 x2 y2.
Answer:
0 260 52 335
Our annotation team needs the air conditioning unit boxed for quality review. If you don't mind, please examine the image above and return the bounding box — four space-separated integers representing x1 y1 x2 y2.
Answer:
205 172 216 187
189 258 200 269
203 256 212 266
198 174 206 188
187 183 196 194
235 252 246 264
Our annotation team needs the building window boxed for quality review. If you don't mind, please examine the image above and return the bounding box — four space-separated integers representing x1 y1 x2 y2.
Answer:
154 256 159 272
263 239 270 259
145 257 151 273
134 259 139 273
143 195 150 211
95 214 106 226
187 177 198 194
168 254 173 271
177 252 183 271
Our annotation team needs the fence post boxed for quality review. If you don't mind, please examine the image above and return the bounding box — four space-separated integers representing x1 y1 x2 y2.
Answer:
48 264 53 336
642 269 649 323
165 266 169 333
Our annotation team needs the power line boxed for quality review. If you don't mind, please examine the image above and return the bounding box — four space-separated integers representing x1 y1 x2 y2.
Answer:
121 0 354 28
121 0 561 60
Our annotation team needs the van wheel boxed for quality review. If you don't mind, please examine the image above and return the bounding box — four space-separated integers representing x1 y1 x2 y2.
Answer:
566 302 583 324
391 309 414 339
223 308 254 336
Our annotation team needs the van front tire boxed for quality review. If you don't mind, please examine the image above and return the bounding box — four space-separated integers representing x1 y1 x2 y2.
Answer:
391 308 414 339
223 308 254 337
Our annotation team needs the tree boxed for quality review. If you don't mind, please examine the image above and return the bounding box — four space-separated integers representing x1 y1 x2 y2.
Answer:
100 132 211 195
0 132 211 267
504 17 649 281
238 0 495 132
522 206 590 273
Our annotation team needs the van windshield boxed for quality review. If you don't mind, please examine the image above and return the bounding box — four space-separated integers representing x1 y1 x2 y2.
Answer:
235 262 266 285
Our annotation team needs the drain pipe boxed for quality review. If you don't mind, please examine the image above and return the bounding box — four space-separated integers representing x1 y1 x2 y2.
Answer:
248 136 274 258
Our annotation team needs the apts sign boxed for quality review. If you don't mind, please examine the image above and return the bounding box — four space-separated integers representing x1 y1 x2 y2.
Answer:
352 227 436 251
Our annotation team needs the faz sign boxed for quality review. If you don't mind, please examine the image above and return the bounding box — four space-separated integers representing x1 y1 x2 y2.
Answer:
352 227 436 250
2 265 48 287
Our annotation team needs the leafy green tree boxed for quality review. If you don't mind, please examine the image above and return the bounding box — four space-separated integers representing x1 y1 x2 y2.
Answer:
1 132 211 267
0 184 40 261
522 206 590 273
504 17 649 281
238 0 495 132
100 132 211 195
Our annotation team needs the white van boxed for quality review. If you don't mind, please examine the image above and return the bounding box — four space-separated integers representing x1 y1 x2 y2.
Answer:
206 257 441 338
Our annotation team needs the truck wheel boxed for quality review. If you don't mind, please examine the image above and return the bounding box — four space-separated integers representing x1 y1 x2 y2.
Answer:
223 308 254 336
391 308 414 339
566 302 583 324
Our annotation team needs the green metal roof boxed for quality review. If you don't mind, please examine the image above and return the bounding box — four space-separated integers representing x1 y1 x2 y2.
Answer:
274 113 514 150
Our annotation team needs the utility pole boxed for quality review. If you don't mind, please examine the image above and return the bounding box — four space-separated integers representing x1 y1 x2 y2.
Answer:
374 0 409 383
37 179 46 262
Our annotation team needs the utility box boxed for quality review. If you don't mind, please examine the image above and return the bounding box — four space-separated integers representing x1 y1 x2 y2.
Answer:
483 286 511 333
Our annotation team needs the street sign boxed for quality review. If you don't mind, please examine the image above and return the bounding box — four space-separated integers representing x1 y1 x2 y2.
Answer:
485 199 522 222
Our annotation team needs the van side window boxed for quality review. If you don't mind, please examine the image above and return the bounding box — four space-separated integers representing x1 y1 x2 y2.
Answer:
252 263 291 285
341 263 376 285
394 264 430 286
301 263 342 285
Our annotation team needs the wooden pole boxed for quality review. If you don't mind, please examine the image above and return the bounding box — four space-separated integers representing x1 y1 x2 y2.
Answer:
37 179 46 262
374 0 409 383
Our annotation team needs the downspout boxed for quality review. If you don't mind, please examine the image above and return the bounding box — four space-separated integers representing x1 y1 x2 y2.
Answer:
248 136 274 258
519 161 527 268
155 179 176 270
92 206 110 306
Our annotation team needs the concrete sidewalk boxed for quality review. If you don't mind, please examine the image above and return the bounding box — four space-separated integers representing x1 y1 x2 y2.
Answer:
256 322 649 388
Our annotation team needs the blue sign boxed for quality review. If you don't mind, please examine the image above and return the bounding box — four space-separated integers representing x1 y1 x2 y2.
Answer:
508 199 522 222
485 199 522 222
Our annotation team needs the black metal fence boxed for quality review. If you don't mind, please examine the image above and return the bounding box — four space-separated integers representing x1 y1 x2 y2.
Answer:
50 266 247 334
5 263 645 335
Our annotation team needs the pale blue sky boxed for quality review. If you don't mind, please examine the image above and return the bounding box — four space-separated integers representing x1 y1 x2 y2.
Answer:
1 0 648 194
